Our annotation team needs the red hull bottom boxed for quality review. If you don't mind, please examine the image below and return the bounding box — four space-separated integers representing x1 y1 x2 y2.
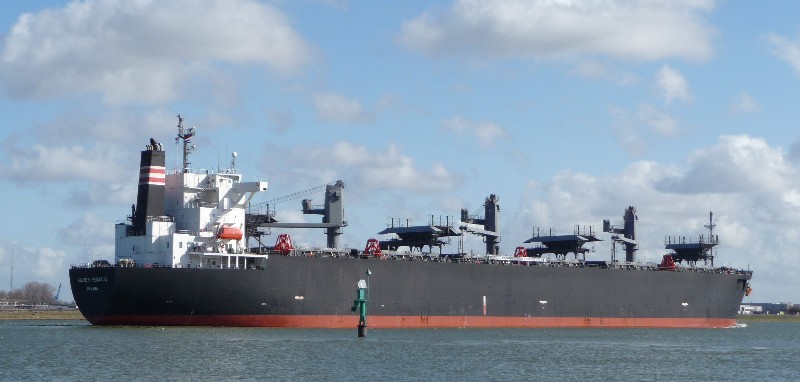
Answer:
85 315 737 328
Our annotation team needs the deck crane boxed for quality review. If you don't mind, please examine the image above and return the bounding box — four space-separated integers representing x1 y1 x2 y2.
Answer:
247 180 347 249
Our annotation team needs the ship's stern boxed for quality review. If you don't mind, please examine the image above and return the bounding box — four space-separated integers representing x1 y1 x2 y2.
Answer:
69 265 117 325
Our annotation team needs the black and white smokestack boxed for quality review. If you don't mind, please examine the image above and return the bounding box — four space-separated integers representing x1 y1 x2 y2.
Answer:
132 141 166 234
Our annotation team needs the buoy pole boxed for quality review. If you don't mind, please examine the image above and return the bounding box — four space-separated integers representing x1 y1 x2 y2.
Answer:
351 269 371 337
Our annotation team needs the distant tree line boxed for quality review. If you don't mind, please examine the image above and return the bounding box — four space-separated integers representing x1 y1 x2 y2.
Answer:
0 281 56 305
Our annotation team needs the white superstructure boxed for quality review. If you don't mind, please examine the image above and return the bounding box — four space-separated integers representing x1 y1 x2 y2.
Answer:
114 116 268 269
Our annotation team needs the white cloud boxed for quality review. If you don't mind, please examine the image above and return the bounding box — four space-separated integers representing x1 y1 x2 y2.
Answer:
789 140 800 163
441 116 471 132
638 104 680 137
610 106 647 158
610 104 680 157
512 134 800 301
730 93 760 114
33 247 68 280
765 32 800 75
656 135 794 196
313 92 370 123
0 0 312 104
264 141 459 192
474 122 506 145
441 115 507 146
656 65 691 104
0 144 129 184
0 243 67 288
65 182 135 208
25 107 177 147
400 0 714 62
58 213 116 247
332 142 457 190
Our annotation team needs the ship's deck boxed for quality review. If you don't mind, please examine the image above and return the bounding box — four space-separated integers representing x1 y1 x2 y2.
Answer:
72 248 753 276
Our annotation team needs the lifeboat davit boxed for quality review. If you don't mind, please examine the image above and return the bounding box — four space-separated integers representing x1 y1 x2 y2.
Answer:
217 227 243 240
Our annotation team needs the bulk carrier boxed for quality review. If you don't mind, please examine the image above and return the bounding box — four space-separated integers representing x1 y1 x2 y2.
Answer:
69 117 753 328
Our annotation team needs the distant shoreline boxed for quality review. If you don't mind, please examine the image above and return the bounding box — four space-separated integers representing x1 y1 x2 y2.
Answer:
736 314 800 322
0 309 85 321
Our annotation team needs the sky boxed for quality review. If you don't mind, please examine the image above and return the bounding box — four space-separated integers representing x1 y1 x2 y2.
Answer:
1 0 799 304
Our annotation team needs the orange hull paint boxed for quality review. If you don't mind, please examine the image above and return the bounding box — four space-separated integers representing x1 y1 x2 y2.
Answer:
91 314 737 328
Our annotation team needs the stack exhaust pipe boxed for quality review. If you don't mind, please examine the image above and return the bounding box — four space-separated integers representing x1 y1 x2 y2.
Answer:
132 139 166 234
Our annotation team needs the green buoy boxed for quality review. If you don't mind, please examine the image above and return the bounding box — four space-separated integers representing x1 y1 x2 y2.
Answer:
351 269 371 337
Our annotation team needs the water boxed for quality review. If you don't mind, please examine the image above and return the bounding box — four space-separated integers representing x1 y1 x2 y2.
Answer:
1 321 797 381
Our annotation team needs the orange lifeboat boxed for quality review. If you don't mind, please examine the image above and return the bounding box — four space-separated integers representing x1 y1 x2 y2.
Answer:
217 227 243 240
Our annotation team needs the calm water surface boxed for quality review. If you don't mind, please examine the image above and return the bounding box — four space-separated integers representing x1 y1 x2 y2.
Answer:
1 321 797 381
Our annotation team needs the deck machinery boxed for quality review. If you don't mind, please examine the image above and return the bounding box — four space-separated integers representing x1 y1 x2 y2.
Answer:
460 194 501 255
664 212 720 266
247 181 347 250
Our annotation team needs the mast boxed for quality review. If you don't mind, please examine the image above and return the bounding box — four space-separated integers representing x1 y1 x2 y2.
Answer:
704 211 716 266
176 114 196 172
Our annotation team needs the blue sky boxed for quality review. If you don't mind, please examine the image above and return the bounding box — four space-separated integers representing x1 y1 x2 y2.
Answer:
1 0 799 303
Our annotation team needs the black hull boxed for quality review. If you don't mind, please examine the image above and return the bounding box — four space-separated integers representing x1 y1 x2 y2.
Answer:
70 256 751 328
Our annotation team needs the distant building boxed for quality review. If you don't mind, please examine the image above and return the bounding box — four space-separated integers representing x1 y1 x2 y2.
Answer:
740 302 792 315
739 304 762 315
0 301 33 310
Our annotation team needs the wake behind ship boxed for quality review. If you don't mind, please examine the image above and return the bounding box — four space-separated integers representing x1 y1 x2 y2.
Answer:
69 116 752 328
